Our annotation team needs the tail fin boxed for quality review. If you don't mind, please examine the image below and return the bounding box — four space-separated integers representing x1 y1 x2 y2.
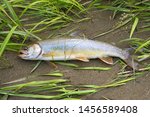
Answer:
121 49 139 70
124 55 139 71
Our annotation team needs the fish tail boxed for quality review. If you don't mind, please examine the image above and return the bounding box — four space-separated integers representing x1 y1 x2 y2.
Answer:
122 50 139 71
124 55 139 70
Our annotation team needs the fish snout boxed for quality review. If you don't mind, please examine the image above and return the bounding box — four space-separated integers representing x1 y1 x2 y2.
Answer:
18 50 28 58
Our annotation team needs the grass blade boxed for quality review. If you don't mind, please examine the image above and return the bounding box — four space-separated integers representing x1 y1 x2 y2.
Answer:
0 91 61 99
0 94 9 100
55 62 79 68
75 67 111 71
3 0 21 26
42 71 64 77
83 77 136 89
0 26 17 56
1 79 68 90
93 17 132 39
130 17 139 38
135 39 150 53
30 61 42 73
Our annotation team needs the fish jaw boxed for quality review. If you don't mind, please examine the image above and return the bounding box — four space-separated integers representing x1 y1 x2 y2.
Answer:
18 49 28 58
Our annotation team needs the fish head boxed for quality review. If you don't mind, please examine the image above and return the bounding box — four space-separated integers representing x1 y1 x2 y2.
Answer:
19 44 42 60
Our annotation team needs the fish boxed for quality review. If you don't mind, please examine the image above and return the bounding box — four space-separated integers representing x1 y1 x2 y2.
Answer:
19 38 138 70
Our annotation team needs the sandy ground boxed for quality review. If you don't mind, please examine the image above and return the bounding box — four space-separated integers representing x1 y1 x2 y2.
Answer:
0 10 150 100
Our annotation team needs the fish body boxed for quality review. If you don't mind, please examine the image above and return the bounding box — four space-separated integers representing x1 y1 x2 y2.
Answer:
19 38 138 69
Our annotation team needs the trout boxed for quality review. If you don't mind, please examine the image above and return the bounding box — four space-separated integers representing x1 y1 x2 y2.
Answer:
19 38 138 70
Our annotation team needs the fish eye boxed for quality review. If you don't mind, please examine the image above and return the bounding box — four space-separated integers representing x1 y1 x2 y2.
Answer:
23 47 28 51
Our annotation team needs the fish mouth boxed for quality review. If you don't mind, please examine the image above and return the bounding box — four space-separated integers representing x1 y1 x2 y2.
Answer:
18 50 28 58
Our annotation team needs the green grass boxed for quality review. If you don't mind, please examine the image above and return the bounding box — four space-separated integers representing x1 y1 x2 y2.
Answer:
129 17 139 38
11 0 86 32
0 76 137 99
0 0 87 56
93 0 150 76
55 61 79 68
0 79 97 99
75 67 111 71
134 38 150 63
1 0 149 55
41 71 64 77
93 0 150 38
0 26 17 56
122 37 150 62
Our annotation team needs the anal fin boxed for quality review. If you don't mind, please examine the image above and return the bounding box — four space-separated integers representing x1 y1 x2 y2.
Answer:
99 57 113 65
75 57 89 62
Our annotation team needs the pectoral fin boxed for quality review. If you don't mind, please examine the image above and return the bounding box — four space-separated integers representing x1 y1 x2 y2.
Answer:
99 57 113 65
42 52 55 57
75 57 89 62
